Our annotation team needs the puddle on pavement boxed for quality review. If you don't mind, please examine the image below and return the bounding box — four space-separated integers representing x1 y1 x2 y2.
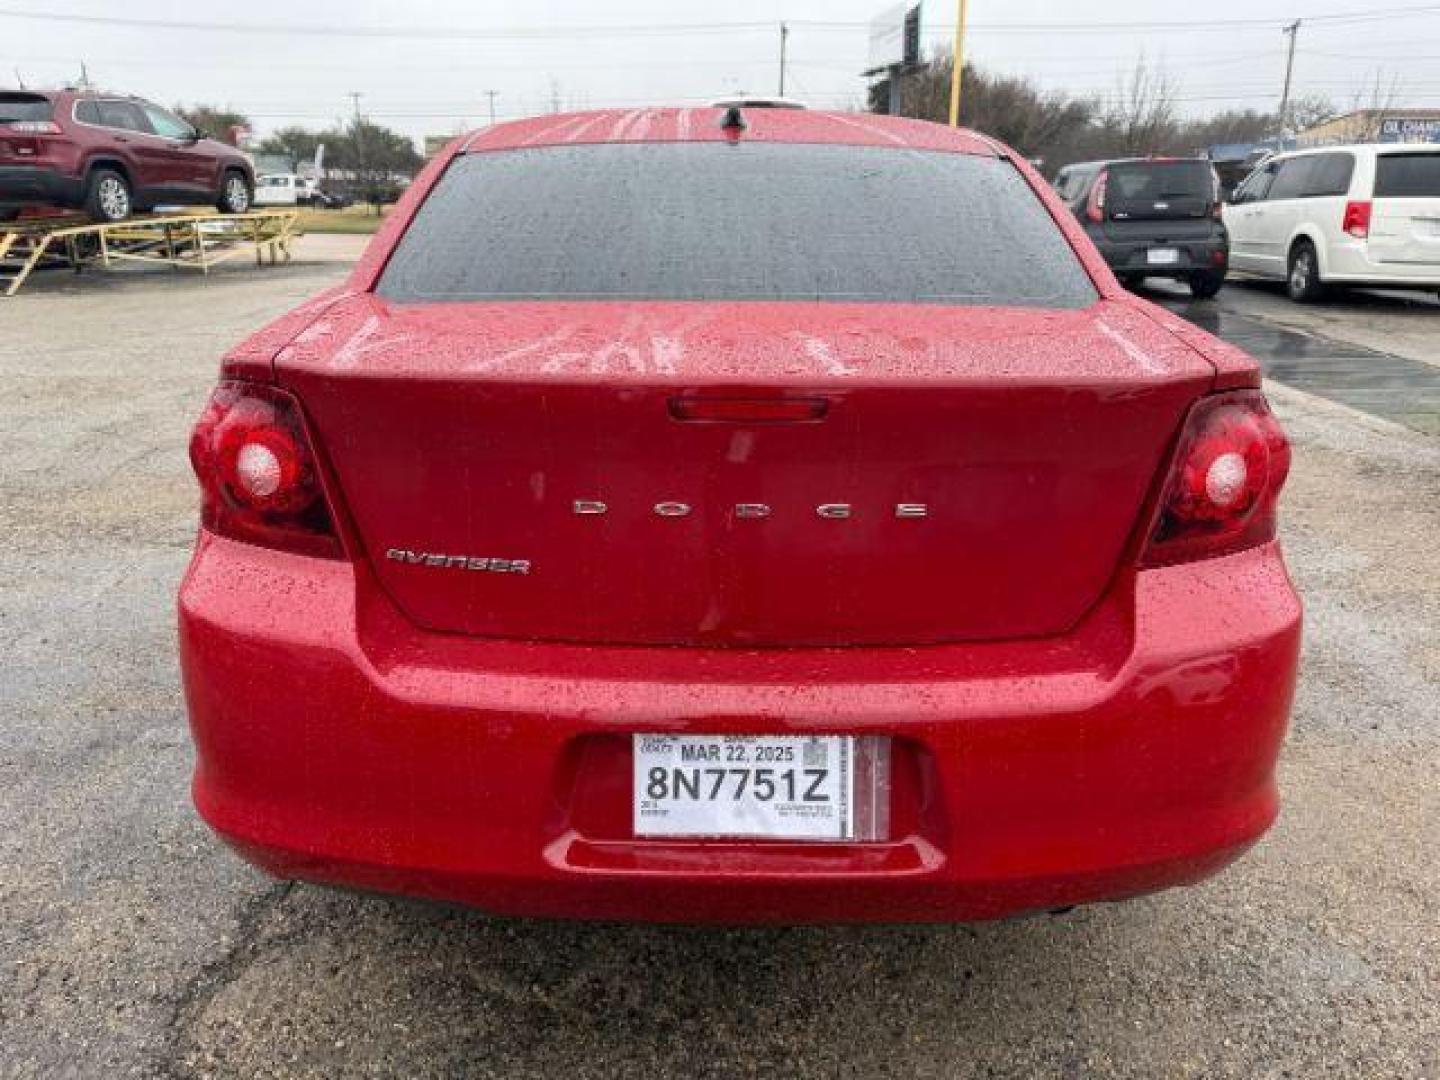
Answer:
1161 297 1440 436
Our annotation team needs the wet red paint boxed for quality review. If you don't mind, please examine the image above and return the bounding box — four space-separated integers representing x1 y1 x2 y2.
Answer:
181 109 1300 923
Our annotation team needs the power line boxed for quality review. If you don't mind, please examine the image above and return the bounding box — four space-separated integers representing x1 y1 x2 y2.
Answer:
0 48 1307 76
0 51 833 74
1302 41 1440 58
838 4 1440 31
209 83 1440 112
2 5 1439 40
0 9 781 38
227 82 1440 115
231 95 1440 121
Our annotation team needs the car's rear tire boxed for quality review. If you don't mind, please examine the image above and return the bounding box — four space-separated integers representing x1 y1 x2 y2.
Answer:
217 170 252 214
84 168 133 223
1286 241 1326 303
1189 271 1225 300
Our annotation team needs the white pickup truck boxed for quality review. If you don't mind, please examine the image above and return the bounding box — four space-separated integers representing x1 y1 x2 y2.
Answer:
252 173 321 207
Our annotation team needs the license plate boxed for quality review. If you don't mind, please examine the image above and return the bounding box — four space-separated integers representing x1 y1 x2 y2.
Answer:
1147 247 1181 265
632 734 889 841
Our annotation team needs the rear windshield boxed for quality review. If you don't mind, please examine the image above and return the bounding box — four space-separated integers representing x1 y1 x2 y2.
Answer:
377 143 1097 308
0 93 53 124
1374 153 1440 198
1105 161 1215 219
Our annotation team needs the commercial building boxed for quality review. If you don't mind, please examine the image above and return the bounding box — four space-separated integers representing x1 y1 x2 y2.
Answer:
1297 109 1440 147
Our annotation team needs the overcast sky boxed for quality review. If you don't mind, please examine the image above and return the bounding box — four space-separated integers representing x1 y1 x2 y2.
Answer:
3 1 1439 143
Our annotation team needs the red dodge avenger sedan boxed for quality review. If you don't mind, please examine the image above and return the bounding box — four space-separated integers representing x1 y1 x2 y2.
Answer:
179 107 1301 924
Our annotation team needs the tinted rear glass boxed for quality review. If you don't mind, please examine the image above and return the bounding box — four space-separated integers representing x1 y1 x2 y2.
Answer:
1375 153 1440 198
377 143 1097 308
1105 161 1214 218
0 93 53 123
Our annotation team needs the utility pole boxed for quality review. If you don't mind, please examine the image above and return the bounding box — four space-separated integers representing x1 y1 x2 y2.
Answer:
948 0 970 127
485 89 498 126
79 61 91 91
1278 19 1301 135
778 22 789 98
347 92 369 212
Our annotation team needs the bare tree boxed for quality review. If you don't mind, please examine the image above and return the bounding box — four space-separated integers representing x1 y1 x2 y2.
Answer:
1288 94 1339 133
872 51 1334 179
1102 57 1179 156
1341 72 1403 141
880 51 1098 167
1178 109 1275 153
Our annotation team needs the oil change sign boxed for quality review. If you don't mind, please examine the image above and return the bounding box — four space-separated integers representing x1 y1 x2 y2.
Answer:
1380 117 1440 143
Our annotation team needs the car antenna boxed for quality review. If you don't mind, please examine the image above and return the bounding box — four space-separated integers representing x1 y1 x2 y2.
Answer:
718 105 748 135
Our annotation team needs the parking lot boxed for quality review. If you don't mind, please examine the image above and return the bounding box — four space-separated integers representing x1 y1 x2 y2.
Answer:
1 241 1437 1078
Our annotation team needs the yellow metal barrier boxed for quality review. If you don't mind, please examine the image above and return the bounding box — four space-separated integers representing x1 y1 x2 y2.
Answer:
0 210 302 297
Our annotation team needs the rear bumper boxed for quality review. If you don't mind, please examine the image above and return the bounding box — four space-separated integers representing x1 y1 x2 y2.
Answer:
1321 237 1440 287
179 533 1302 924
0 165 82 209
1091 230 1229 279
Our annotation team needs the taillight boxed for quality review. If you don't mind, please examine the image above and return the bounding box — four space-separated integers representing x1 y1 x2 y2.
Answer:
5 120 62 134
188 381 343 558
1086 170 1108 224
1342 200 1371 239
1141 390 1291 567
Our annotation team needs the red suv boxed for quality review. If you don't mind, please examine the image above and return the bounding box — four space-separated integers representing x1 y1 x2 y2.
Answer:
0 89 254 223
180 108 1301 924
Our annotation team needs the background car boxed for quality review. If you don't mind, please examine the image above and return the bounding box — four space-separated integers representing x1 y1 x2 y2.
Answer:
1224 144 1440 302
1054 157 1229 299
312 188 352 209
253 173 302 207
0 88 254 223
253 173 337 207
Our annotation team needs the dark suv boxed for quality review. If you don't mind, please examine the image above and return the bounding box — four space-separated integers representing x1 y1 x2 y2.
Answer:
1053 157 1228 299
1 89 254 223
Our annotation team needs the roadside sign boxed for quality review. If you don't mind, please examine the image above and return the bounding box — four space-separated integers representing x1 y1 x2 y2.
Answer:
867 3 921 73
1379 117 1440 143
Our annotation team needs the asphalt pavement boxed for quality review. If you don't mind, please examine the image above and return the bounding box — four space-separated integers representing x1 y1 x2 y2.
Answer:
1150 277 1440 435
1 243 1436 1078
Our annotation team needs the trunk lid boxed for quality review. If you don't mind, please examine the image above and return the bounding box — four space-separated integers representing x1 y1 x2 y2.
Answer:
277 296 1215 647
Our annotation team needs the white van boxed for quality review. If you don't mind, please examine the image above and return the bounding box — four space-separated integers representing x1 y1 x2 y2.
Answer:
1223 144 1440 301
